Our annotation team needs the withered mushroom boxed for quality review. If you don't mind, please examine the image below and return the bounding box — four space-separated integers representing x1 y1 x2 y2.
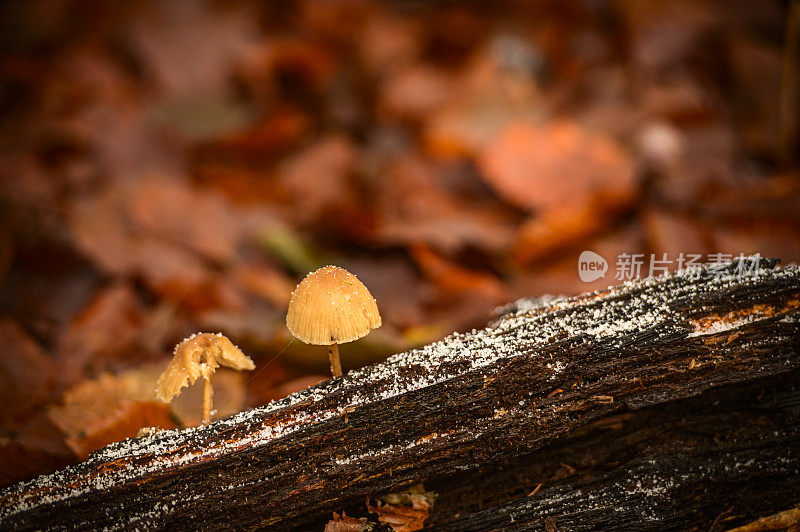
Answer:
156 333 254 424
286 266 381 378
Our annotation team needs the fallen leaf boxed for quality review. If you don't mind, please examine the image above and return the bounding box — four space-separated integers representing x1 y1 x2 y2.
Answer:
641 208 708 259
68 189 141 276
232 262 295 307
48 367 176 458
511 202 609 266
196 108 308 166
0 412 74 487
410 243 505 301
358 12 421 77
0 318 56 426
324 512 369 532
379 65 453 121
68 187 241 309
369 484 435 532
68 188 213 292
126 0 258 102
55 283 144 385
278 135 359 226
375 154 515 253
423 48 543 158
477 120 637 212
127 177 243 263
0 246 100 346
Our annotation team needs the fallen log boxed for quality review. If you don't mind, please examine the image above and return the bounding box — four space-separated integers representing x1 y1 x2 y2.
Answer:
1 257 798 531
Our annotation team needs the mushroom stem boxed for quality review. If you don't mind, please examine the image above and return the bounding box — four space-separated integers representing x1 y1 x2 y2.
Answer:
328 343 342 378
202 376 213 424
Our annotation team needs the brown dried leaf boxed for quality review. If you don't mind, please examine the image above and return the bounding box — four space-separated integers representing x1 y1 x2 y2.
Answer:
0 413 74 488
511 202 608 266
127 178 243 263
369 484 434 532
197 108 308 166
358 13 421 77
324 512 369 532
410 244 505 302
422 49 543 158
642 208 708 259
477 120 637 212
68 183 251 313
279 135 359 226
232 263 295 307
68 188 214 295
55 283 144 385
0 318 56 426
48 367 176 458
375 155 515 254
126 1 258 102
379 65 453 121
68 190 140 276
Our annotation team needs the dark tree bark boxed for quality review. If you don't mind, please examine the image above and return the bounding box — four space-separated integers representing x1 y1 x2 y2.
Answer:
1 258 798 531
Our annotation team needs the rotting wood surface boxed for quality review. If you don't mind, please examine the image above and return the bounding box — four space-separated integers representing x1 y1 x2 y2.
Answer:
0 258 798 531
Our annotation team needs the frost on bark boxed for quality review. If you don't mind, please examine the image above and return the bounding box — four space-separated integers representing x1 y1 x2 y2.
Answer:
1 258 798 531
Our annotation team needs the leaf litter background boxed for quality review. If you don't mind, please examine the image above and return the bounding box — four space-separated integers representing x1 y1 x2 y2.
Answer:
0 0 799 490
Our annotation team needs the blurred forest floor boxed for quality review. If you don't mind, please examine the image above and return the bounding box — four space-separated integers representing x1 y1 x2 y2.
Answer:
0 0 799 488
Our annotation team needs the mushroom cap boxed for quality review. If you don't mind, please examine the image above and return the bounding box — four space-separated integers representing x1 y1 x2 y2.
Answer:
286 265 382 345
155 333 254 403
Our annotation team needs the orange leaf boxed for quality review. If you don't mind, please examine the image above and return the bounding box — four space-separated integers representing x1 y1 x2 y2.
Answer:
478 120 637 212
410 244 505 301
